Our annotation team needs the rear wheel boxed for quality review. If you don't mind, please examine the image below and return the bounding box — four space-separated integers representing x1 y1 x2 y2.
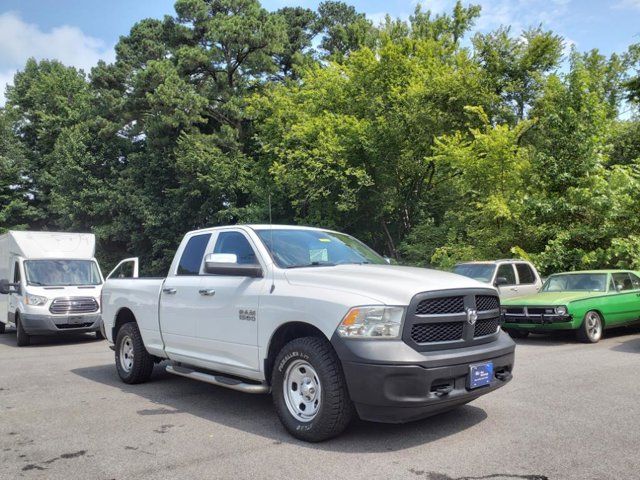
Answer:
271 336 354 442
16 315 30 347
577 310 603 343
115 322 154 384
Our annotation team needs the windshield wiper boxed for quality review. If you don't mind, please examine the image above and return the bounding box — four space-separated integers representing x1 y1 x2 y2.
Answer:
286 261 336 269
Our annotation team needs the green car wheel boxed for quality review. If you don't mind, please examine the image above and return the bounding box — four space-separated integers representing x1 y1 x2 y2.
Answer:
577 310 603 343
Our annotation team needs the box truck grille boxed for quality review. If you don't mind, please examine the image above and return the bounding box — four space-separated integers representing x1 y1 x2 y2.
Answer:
49 297 98 314
410 322 464 343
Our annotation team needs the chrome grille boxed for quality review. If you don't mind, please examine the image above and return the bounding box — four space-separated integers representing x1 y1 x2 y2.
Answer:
415 296 464 315
474 317 502 337
476 295 499 311
410 322 464 343
49 297 99 315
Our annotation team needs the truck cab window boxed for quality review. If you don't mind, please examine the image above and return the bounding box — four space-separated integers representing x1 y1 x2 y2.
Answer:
177 234 211 275
515 263 535 284
213 232 257 265
13 261 20 284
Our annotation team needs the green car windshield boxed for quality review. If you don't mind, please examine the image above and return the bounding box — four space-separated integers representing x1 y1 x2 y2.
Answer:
541 273 607 292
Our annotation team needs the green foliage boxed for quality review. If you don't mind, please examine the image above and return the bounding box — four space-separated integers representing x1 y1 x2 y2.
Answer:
1 0 640 277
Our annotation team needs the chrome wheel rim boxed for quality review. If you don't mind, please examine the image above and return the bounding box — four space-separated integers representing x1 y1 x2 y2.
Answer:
585 312 602 341
119 335 134 372
283 360 321 422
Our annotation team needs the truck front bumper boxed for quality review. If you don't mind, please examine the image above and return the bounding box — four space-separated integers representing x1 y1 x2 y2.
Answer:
331 332 515 423
20 313 101 335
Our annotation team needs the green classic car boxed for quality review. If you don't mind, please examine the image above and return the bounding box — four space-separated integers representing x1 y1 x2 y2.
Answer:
502 270 640 343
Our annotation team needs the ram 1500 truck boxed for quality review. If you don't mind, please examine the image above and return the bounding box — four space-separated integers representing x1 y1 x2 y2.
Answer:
101 225 515 441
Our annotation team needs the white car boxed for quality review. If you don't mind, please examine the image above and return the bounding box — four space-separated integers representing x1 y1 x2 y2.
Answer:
453 260 543 299
101 225 515 441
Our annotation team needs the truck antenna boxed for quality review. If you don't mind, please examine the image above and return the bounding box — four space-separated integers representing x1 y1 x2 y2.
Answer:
268 194 275 294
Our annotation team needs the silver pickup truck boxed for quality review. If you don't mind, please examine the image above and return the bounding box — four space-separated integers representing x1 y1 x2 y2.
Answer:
101 225 515 441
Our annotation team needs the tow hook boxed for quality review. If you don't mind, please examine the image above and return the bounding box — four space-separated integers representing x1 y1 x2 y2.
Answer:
432 384 454 396
495 370 512 382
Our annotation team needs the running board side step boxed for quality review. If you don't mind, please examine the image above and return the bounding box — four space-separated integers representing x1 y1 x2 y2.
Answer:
166 365 270 394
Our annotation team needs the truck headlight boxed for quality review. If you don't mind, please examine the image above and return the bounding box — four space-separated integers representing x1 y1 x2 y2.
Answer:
337 306 405 339
555 306 567 315
25 294 48 306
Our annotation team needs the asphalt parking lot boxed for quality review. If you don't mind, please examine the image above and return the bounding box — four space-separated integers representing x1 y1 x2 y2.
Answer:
1 329 640 480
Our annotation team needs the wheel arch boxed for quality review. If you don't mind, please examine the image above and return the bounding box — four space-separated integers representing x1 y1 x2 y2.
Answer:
112 307 137 340
264 321 328 385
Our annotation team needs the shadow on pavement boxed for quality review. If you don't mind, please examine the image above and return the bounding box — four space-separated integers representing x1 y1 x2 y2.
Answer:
0 330 101 348
71 362 488 452
610 336 640 353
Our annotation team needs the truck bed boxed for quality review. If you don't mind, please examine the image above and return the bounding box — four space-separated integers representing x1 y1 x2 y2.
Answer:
101 277 166 357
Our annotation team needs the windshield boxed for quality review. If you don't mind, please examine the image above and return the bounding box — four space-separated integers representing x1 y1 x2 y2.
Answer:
541 273 607 292
255 229 387 268
453 264 496 283
25 260 102 286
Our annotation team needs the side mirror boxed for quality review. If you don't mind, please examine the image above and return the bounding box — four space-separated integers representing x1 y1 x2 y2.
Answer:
383 256 392 265
204 253 263 278
0 279 19 294
494 276 509 287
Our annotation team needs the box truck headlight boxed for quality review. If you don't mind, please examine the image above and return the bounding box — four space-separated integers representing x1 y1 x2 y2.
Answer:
25 294 48 306
337 306 404 339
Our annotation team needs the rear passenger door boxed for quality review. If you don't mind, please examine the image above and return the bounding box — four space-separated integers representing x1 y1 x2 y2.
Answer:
515 263 540 296
495 264 519 299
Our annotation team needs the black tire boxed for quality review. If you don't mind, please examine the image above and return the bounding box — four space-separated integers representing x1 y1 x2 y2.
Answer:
577 310 603 343
115 322 154 384
506 329 529 339
0 321 5 334
271 336 354 442
16 315 30 347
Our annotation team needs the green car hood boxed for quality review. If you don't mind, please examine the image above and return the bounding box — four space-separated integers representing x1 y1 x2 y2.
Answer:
502 291 606 306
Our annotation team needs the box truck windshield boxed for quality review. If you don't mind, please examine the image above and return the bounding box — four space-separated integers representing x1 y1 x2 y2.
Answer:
24 260 102 287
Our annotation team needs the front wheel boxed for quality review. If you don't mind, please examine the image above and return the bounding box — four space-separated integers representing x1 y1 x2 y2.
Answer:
0 321 5 334
115 322 154 384
16 315 30 347
271 336 354 442
577 310 603 343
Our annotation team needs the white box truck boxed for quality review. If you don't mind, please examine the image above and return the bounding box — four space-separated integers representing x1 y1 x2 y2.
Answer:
0 231 104 346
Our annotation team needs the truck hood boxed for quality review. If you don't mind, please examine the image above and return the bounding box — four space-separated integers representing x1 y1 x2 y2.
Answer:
283 264 492 305
502 291 604 306
25 284 102 299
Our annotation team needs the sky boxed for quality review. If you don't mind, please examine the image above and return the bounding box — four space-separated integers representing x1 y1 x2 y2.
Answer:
0 0 639 104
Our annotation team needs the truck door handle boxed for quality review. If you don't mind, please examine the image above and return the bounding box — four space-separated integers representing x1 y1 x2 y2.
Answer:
162 287 177 295
199 289 216 296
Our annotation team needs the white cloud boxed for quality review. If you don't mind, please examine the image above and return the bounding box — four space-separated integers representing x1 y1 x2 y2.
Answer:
614 0 640 10
0 11 115 105
474 0 570 33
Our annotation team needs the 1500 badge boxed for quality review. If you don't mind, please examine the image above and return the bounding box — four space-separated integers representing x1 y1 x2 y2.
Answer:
239 309 256 321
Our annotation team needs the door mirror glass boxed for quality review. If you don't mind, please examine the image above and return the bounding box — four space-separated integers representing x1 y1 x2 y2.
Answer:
495 276 509 287
204 253 262 278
